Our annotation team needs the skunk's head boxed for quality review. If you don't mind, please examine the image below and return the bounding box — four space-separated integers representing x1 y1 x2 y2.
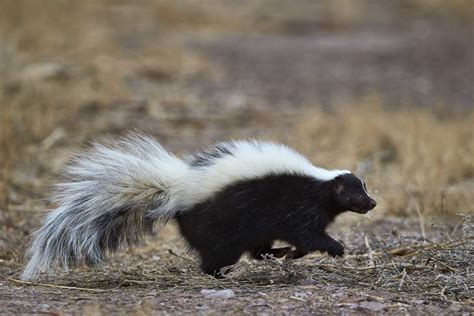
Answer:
332 173 376 214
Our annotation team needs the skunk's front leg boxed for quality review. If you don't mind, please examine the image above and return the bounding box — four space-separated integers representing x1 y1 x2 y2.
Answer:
318 233 344 257
290 232 344 258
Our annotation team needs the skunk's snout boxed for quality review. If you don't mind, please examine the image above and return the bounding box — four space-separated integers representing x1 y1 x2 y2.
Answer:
367 198 377 210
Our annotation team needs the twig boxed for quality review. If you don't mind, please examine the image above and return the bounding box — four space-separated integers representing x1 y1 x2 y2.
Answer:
398 269 407 291
357 264 428 271
440 286 448 301
345 238 471 259
7 278 108 292
365 236 375 268
168 249 196 264
319 263 428 272
427 258 459 272
40 127 65 150
415 201 426 238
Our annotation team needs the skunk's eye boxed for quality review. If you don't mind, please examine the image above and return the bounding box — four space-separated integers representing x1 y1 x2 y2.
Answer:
354 192 360 197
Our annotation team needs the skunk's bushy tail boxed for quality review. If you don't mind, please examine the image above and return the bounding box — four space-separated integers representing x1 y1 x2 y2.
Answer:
22 134 189 280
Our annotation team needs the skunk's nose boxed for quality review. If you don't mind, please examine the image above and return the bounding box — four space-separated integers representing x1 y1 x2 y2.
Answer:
368 199 377 210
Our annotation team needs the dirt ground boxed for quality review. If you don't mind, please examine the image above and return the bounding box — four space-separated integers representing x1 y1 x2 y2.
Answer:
1 1 473 314
1 216 472 314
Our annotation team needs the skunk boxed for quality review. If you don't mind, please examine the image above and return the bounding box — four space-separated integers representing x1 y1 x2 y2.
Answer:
22 134 376 280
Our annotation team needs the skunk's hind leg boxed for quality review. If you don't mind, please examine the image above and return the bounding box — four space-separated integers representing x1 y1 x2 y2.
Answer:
251 243 293 260
285 248 308 259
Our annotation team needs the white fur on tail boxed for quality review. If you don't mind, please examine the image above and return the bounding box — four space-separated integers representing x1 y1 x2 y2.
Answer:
22 134 348 280
22 134 188 280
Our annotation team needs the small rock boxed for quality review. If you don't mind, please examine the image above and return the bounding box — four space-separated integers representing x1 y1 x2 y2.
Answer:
358 301 387 312
200 289 235 299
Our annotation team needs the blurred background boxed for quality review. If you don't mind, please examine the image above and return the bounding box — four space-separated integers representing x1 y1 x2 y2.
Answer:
0 0 473 268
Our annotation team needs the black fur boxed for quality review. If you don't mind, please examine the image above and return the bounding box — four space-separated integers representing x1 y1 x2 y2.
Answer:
332 173 377 213
95 205 155 256
188 143 235 167
175 173 376 277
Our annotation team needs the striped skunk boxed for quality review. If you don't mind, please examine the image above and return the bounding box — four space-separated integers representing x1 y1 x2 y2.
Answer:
22 134 376 280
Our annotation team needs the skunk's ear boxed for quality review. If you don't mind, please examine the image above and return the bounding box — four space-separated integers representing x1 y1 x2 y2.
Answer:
333 176 345 195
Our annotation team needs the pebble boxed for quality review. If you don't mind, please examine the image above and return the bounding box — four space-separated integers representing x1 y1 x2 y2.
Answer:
200 289 235 299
